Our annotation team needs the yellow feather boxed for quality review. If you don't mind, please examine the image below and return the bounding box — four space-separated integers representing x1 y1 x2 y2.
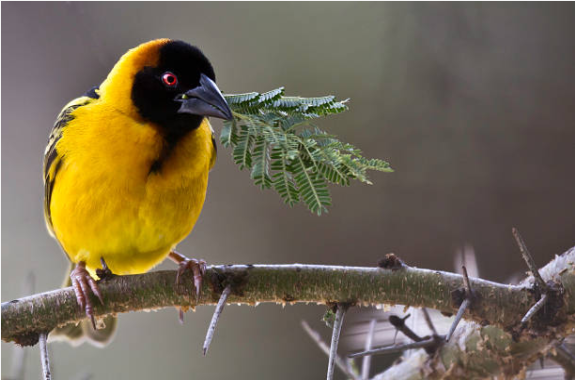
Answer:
51 109 214 274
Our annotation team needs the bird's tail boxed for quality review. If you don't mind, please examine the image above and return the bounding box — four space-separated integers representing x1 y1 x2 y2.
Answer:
49 262 117 347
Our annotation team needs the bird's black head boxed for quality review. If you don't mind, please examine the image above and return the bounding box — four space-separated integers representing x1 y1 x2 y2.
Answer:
131 40 232 141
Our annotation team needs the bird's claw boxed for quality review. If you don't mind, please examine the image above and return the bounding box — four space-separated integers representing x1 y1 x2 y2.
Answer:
70 262 104 330
175 258 207 303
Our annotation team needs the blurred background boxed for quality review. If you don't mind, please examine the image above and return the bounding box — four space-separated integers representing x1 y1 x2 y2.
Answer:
2 2 574 379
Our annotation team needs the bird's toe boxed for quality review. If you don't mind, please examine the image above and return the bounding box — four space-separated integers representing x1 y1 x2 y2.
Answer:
70 262 103 330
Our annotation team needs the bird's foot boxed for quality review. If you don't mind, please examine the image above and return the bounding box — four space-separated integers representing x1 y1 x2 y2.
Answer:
176 258 207 302
169 251 207 302
70 261 104 330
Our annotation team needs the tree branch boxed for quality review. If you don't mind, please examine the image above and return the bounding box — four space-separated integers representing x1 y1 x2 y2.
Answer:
370 246 575 379
3 249 575 348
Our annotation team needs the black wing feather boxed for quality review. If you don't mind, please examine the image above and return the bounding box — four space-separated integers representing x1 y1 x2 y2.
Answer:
43 87 100 236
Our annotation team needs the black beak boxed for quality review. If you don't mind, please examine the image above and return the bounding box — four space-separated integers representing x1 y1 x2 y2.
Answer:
176 74 233 121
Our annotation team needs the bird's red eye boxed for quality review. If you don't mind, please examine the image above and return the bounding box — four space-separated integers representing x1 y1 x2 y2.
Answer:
162 72 178 87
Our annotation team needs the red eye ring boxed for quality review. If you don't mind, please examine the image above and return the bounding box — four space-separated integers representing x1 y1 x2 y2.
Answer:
162 72 178 87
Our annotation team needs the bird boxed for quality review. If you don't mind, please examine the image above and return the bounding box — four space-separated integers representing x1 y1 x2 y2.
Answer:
44 39 232 345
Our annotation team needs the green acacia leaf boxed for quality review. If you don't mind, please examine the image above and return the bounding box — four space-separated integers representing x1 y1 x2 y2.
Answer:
224 92 259 106
220 119 238 148
258 87 285 106
220 88 391 215
232 126 255 170
251 135 272 189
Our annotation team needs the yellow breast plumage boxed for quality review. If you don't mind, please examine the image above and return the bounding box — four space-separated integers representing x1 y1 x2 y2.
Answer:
49 103 215 274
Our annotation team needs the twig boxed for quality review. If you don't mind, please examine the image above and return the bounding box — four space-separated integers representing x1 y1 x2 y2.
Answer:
446 266 472 342
39 332 51 380
389 314 423 342
327 304 347 380
203 285 232 356
301 320 358 380
512 228 548 291
349 337 438 359
421 308 438 336
361 318 376 380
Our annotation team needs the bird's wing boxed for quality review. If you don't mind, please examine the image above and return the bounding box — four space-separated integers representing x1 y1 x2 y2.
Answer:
209 122 217 170
43 87 100 237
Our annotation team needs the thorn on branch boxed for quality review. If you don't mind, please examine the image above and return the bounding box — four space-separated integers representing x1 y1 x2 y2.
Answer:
203 285 232 356
521 293 549 325
39 332 51 380
388 314 423 342
512 228 548 291
446 299 469 342
446 266 473 342
301 320 358 380
327 304 348 380
348 336 441 359
512 228 550 326
461 266 472 296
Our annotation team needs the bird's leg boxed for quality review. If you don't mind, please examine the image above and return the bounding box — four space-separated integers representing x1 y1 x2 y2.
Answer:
70 261 104 330
169 250 206 302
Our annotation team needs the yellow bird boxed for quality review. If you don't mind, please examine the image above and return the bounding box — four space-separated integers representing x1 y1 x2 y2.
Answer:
44 39 232 345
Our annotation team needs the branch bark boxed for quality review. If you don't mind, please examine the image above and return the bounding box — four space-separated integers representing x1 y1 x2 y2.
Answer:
2 248 575 377
371 247 575 379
